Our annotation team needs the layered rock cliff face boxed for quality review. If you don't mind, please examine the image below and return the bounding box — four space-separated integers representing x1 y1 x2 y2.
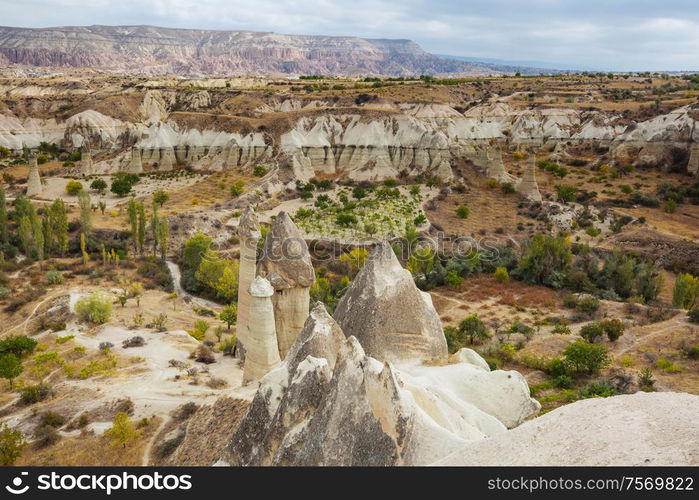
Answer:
0 25 510 77
1 90 698 176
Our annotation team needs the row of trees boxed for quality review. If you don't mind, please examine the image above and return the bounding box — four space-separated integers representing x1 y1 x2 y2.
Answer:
126 197 169 259
0 188 71 265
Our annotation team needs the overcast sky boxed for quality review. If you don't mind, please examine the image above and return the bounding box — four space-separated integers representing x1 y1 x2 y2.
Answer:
2 0 698 71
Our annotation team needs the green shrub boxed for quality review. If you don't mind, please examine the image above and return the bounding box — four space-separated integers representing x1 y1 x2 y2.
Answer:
0 422 26 465
75 293 113 324
555 184 578 203
253 165 267 177
579 380 616 398
0 335 38 358
229 181 245 197
501 182 515 194
655 357 684 373
639 368 655 391
552 323 571 335
553 374 574 389
579 322 604 342
455 205 470 219
444 270 464 288
562 293 579 308
90 178 107 193
600 318 625 341
577 296 600 315
20 383 53 404
65 180 83 195
563 341 609 374
494 266 509 283
688 309 699 324
46 270 63 285
686 345 699 360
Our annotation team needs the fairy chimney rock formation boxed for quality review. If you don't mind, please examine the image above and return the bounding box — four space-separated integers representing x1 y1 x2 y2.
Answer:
127 147 143 174
159 148 175 171
242 276 281 383
516 153 542 202
257 211 315 358
688 142 699 176
81 149 93 175
333 242 448 363
26 154 42 197
236 207 261 349
487 148 508 181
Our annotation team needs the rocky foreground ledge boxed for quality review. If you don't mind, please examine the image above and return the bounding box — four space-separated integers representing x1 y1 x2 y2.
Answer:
438 391 699 466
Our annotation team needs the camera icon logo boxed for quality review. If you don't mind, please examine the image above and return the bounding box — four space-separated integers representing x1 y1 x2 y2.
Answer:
5 472 29 495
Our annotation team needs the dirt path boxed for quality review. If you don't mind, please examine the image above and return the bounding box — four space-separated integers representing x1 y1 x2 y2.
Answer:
3 290 64 337
142 417 169 466
614 313 685 358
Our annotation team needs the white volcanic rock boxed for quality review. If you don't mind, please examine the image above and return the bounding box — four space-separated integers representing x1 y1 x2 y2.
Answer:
438 392 699 466
257 212 315 358
333 242 448 363
0 114 64 150
615 105 698 143
26 155 42 197
225 304 540 466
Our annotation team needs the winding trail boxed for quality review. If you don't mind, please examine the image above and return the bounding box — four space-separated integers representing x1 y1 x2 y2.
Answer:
165 260 221 310
3 290 64 337
142 417 169 466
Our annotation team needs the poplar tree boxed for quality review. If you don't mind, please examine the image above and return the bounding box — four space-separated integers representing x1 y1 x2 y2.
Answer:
127 198 138 250
78 191 92 238
137 202 146 255
157 219 169 260
0 186 8 246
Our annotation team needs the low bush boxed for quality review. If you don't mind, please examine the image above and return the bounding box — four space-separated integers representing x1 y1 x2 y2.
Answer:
75 293 112 324
20 384 54 405
122 336 145 348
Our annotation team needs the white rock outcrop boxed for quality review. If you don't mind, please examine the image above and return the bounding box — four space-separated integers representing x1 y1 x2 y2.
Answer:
236 207 261 351
333 242 448 363
257 212 315 359
242 276 281 383
438 391 699 466
26 154 42 197
225 302 540 466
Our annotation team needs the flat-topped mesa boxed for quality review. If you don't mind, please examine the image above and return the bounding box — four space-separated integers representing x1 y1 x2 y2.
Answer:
126 147 143 174
81 149 93 176
236 206 261 350
333 242 448 363
242 276 281 383
26 154 42 198
516 152 542 202
257 211 315 359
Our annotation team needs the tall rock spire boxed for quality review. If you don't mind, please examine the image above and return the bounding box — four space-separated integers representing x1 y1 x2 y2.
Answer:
487 147 508 181
242 276 281 383
81 148 93 176
516 152 542 202
333 242 447 363
127 147 143 174
159 147 175 171
26 154 42 198
257 211 315 359
688 142 699 176
236 206 261 351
